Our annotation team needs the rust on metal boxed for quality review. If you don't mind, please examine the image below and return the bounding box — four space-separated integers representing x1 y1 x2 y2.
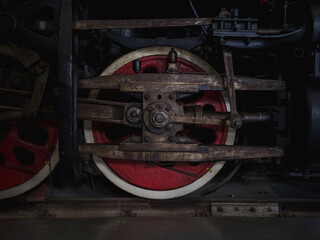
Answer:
223 48 242 129
0 45 50 121
119 143 200 152
79 144 285 161
211 203 279 217
79 73 285 92
73 18 214 30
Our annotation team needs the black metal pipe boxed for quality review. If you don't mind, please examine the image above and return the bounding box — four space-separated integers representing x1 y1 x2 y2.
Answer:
58 0 81 184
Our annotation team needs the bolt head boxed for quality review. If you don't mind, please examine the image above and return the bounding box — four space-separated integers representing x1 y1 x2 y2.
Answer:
250 207 256 213
217 207 224 212
151 110 169 128
232 119 242 129
126 107 141 123
155 113 165 123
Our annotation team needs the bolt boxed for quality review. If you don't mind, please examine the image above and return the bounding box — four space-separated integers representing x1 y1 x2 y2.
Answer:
132 60 141 74
233 119 242 129
155 113 165 123
158 104 163 109
217 207 224 212
144 137 149 142
147 105 154 111
234 207 239 212
168 48 177 63
250 207 256 213
166 124 173 130
168 136 174 142
169 94 175 100
126 107 141 123
144 94 150 100
131 112 138 118
165 106 171 111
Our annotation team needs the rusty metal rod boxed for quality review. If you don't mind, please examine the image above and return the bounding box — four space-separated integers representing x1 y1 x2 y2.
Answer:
79 144 285 162
79 74 286 91
73 18 214 30
76 99 271 125
0 88 33 95
73 19 287 35
0 105 23 111
185 111 272 123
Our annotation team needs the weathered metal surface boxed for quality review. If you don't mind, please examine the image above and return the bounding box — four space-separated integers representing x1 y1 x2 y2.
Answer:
119 143 200 152
77 100 271 126
22 62 50 117
79 144 284 161
0 106 22 111
77 103 124 124
0 88 32 96
211 203 279 217
223 48 241 129
0 61 49 121
170 115 229 126
185 110 271 123
58 0 81 184
79 74 286 91
233 77 286 91
0 198 319 219
73 18 214 30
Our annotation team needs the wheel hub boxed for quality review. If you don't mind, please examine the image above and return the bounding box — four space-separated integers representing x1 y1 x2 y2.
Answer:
144 101 175 134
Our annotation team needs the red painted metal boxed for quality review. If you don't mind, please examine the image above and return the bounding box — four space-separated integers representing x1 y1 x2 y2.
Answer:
0 118 58 191
92 55 228 190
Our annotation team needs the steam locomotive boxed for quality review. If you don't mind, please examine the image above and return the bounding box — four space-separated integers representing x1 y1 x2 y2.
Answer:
0 0 319 199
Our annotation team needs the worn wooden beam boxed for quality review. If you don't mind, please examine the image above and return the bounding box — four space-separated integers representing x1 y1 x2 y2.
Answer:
73 18 213 30
79 144 285 161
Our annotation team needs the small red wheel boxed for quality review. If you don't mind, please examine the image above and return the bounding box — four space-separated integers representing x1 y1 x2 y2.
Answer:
84 46 235 199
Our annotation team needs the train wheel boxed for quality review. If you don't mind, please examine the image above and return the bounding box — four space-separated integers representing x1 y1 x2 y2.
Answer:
0 119 58 199
0 44 59 199
84 46 235 199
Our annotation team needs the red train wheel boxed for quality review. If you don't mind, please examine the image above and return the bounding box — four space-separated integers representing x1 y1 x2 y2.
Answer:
84 46 235 199
0 44 58 199
0 117 58 199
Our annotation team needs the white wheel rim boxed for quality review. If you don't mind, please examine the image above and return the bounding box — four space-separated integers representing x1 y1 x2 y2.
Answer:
84 46 235 199
0 145 59 200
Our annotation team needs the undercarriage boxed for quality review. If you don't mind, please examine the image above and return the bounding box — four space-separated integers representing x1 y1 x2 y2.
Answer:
0 0 319 203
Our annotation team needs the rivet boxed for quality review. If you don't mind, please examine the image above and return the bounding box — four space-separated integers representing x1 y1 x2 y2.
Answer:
250 207 256 213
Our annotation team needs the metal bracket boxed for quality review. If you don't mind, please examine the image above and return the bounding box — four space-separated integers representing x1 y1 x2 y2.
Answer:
211 203 279 217
223 48 242 129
